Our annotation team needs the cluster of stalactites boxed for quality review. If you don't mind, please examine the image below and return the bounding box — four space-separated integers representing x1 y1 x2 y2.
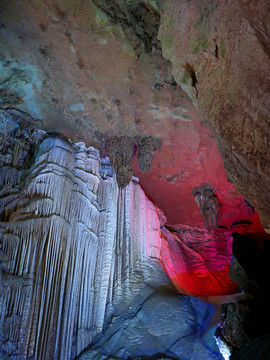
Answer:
105 134 161 188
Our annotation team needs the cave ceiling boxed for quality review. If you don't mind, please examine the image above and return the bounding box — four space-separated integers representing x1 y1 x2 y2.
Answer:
0 0 269 235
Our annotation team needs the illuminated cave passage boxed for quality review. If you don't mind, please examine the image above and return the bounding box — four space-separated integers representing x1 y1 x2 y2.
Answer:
1 0 270 360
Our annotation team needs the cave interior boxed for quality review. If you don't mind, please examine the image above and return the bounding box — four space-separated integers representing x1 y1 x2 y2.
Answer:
0 1 270 359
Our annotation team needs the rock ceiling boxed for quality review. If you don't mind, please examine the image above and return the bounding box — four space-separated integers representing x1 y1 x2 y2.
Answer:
0 0 269 234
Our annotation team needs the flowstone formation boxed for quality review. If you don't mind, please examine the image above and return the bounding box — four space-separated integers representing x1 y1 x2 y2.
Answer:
160 224 238 299
105 134 161 188
0 117 240 359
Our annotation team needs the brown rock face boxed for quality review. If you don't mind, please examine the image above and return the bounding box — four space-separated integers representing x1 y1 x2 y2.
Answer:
158 0 270 231
0 0 166 187
0 0 269 232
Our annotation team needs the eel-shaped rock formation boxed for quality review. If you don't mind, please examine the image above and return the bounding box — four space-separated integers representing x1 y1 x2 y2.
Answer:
0 118 238 359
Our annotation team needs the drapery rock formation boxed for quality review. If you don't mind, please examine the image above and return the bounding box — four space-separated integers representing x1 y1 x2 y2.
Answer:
0 119 162 358
0 118 241 359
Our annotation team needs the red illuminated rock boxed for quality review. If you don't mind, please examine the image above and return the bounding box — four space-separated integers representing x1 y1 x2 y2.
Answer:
160 224 239 299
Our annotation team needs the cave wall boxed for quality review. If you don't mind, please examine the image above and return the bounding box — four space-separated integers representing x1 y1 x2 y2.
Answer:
158 0 270 232
1 0 269 232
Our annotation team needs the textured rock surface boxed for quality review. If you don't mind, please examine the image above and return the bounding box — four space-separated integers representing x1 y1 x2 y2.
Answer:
0 0 267 231
0 0 165 188
158 0 270 231
0 120 228 359
78 294 220 360
160 224 238 299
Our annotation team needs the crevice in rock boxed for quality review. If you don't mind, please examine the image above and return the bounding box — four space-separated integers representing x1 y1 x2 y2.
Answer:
215 43 219 59
182 62 198 98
